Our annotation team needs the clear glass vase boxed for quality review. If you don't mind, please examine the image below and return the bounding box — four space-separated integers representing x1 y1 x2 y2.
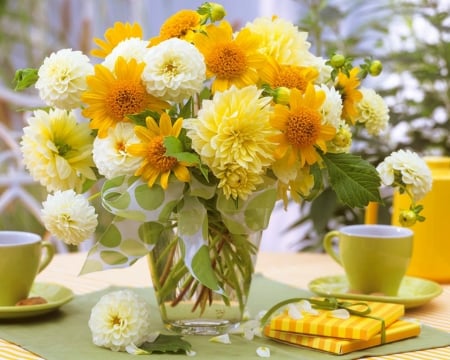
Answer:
147 226 261 336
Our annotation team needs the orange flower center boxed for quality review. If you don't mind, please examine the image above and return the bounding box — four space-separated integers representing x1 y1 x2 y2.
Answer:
286 107 321 148
146 136 178 171
115 140 126 154
106 80 146 121
208 43 247 79
273 67 308 92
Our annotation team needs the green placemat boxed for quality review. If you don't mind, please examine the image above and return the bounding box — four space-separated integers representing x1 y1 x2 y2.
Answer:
0 274 449 360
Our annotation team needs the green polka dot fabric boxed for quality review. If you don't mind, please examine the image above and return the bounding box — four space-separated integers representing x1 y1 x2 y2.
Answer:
81 175 277 291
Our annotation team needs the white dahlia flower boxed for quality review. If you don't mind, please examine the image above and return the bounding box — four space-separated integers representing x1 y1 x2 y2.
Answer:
102 38 150 70
93 122 141 179
35 48 93 109
316 84 343 127
355 88 389 135
88 290 151 352
42 190 98 246
141 38 206 103
377 149 432 202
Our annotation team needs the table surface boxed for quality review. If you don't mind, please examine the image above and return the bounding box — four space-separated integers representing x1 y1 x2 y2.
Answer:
2 251 449 359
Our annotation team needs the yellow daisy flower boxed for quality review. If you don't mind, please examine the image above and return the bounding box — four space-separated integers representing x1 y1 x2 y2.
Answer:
336 67 363 123
82 57 169 138
91 22 143 58
127 113 192 189
192 20 267 93
149 9 202 46
260 57 319 92
270 85 336 167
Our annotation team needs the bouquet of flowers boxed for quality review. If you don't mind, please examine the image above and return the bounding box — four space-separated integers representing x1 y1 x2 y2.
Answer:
14 1 431 339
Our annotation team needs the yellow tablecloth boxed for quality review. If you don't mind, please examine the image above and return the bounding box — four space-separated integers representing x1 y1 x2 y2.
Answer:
1 252 449 359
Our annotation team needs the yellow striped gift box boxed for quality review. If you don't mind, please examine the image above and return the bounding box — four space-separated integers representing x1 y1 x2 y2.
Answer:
0 339 44 360
269 300 404 340
264 319 421 355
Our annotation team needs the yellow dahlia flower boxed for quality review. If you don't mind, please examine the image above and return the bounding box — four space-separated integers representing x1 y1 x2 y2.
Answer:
186 85 278 199
244 16 311 66
20 108 96 193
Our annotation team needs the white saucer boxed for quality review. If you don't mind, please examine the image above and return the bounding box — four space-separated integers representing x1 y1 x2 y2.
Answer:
308 275 442 309
0 282 74 319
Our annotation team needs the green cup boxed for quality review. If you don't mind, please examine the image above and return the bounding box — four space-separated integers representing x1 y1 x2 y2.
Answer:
323 225 413 296
0 231 54 306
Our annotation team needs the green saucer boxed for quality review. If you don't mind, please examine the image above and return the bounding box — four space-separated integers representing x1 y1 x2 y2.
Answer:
308 275 442 309
0 282 74 319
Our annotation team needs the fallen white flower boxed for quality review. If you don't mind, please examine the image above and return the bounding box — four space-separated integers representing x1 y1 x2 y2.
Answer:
88 290 152 352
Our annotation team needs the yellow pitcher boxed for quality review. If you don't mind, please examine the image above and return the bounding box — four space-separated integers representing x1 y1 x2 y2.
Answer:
391 156 450 283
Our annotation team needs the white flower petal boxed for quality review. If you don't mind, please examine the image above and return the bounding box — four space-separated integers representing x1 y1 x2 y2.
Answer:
298 300 319 315
329 309 350 319
287 304 303 320
243 328 255 341
209 334 231 344
144 331 160 343
256 346 271 358
125 343 149 355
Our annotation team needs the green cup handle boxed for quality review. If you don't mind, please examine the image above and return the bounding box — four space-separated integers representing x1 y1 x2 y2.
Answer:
38 240 55 273
323 230 342 266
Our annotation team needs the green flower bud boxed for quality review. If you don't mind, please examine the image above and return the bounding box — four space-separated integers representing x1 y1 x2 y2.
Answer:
399 210 417 227
332 127 352 148
273 87 291 105
330 54 346 68
210 3 226 21
197 2 226 24
368 60 383 76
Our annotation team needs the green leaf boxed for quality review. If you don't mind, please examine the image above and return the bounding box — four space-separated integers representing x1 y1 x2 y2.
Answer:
164 136 183 153
178 97 194 119
164 136 202 165
321 152 381 208
13 68 38 91
140 334 192 354
177 196 222 292
127 110 160 126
